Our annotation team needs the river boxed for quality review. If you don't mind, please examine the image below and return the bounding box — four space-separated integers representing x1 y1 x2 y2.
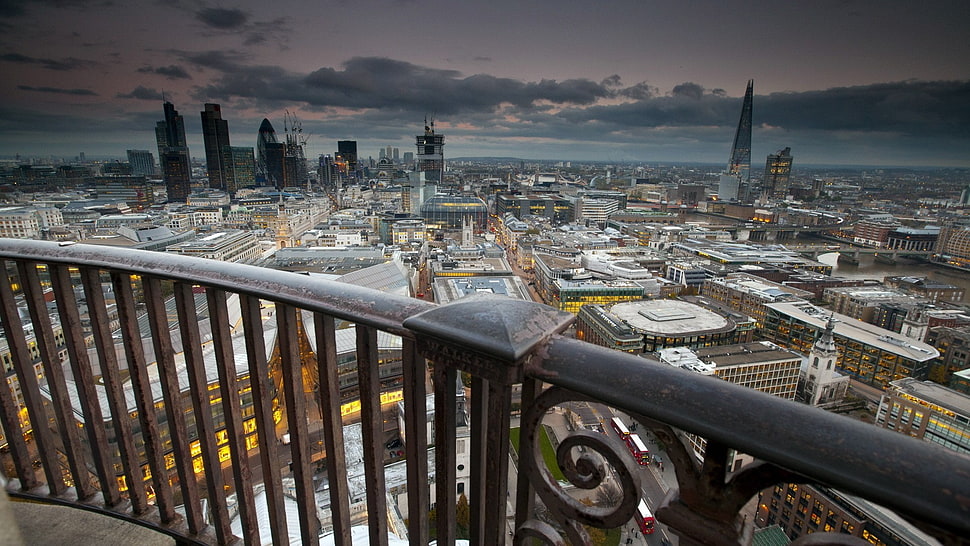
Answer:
817 252 970 302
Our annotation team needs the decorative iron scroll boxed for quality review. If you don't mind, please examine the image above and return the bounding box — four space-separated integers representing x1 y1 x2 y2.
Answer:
515 386 642 545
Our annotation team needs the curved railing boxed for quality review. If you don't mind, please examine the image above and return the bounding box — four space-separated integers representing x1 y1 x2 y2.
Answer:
0 239 967 545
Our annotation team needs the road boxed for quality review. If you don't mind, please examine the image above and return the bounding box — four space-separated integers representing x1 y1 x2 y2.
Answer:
543 403 678 546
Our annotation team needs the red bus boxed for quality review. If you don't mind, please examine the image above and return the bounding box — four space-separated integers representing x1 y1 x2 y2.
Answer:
625 433 650 465
610 417 630 439
636 498 656 534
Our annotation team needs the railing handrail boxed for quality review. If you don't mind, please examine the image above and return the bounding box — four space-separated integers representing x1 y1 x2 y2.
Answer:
0 239 434 337
534 336 970 537
0 238 968 543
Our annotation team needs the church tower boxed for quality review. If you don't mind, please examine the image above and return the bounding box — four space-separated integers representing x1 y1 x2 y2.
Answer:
805 315 839 406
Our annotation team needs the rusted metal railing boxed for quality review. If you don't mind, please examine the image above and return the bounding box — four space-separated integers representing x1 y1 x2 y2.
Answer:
0 239 967 545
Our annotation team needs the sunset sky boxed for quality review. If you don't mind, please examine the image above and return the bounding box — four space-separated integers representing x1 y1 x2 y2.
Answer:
1 0 968 166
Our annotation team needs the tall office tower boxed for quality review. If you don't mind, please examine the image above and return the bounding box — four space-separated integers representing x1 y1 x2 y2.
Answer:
256 118 279 183
126 149 156 177
201 103 232 192
264 142 287 189
161 150 191 202
719 80 753 202
393 147 399 162
155 101 192 203
319 155 337 188
283 113 308 187
385 145 393 162
337 140 358 176
223 146 256 193
416 118 444 182
763 147 793 202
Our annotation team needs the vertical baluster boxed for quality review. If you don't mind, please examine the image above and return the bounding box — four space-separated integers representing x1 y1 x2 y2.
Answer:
111 271 176 523
207 289 258 545
469 376 487 544
18 261 91 498
0 260 42 490
432 363 457 545
513 377 540 534
277 303 319 545
240 295 288 546
401 338 428 546
483 378 513 545
81 268 148 513
174 283 233 543
142 276 203 533
48 264 118 505
357 325 389 546
313 312 351 544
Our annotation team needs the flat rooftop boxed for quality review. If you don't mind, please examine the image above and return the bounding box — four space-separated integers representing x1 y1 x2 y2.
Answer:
610 299 731 336
890 377 970 415
765 301 939 362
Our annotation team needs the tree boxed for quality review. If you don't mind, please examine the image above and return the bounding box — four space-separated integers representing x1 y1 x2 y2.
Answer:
456 493 471 539
595 482 622 508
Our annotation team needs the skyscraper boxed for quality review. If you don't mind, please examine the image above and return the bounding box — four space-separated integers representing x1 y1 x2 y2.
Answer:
256 118 279 183
126 149 156 177
719 81 753 202
337 140 358 176
223 146 256 193
763 147 793 202
201 103 232 193
155 102 191 203
416 118 444 183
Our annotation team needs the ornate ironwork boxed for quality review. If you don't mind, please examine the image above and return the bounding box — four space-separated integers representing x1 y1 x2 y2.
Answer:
516 386 642 545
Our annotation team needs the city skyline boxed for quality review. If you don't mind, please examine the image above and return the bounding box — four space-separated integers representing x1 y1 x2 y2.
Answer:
1 1 969 167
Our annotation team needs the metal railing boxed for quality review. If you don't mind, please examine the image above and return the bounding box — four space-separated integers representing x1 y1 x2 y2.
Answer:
0 239 967 545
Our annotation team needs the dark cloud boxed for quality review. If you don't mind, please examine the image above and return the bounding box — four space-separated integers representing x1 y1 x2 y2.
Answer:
195 7 249 30
0 52 94 70
117 86 162 100
671 82 705 99
137 64 191 79
759 80 970 138
18 85 97 96
177 49 250 71
195 56 613 114
0 0 108 19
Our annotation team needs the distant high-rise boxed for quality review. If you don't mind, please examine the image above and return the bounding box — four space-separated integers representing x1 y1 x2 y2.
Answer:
763 147 793 202
155 102 191 203
719 81 753 202
201 103 232 193
337 140 358 176
126 149 156 177
256 118 279 183
223 146 256 193
416 118 444 182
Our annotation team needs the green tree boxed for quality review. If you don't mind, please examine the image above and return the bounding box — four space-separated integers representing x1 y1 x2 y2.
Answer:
456 493 471 539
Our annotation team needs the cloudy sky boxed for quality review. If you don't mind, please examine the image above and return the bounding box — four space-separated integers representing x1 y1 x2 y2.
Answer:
1 0 969 167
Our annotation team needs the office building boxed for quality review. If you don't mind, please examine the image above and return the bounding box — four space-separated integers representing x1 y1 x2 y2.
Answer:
762 301 938 389
166 230 261 263
416 119 444 182
719 80 753 201
495 193 574 225
223 146 256 194
875 377 970 455
701 272 812 327
155 102 192 203
126 149 156 177
763 147 793 201
418 194 488 231
92 176 153 210
757 484 938 544
337 140 359 177
256 118 280 184
200 103 232 192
